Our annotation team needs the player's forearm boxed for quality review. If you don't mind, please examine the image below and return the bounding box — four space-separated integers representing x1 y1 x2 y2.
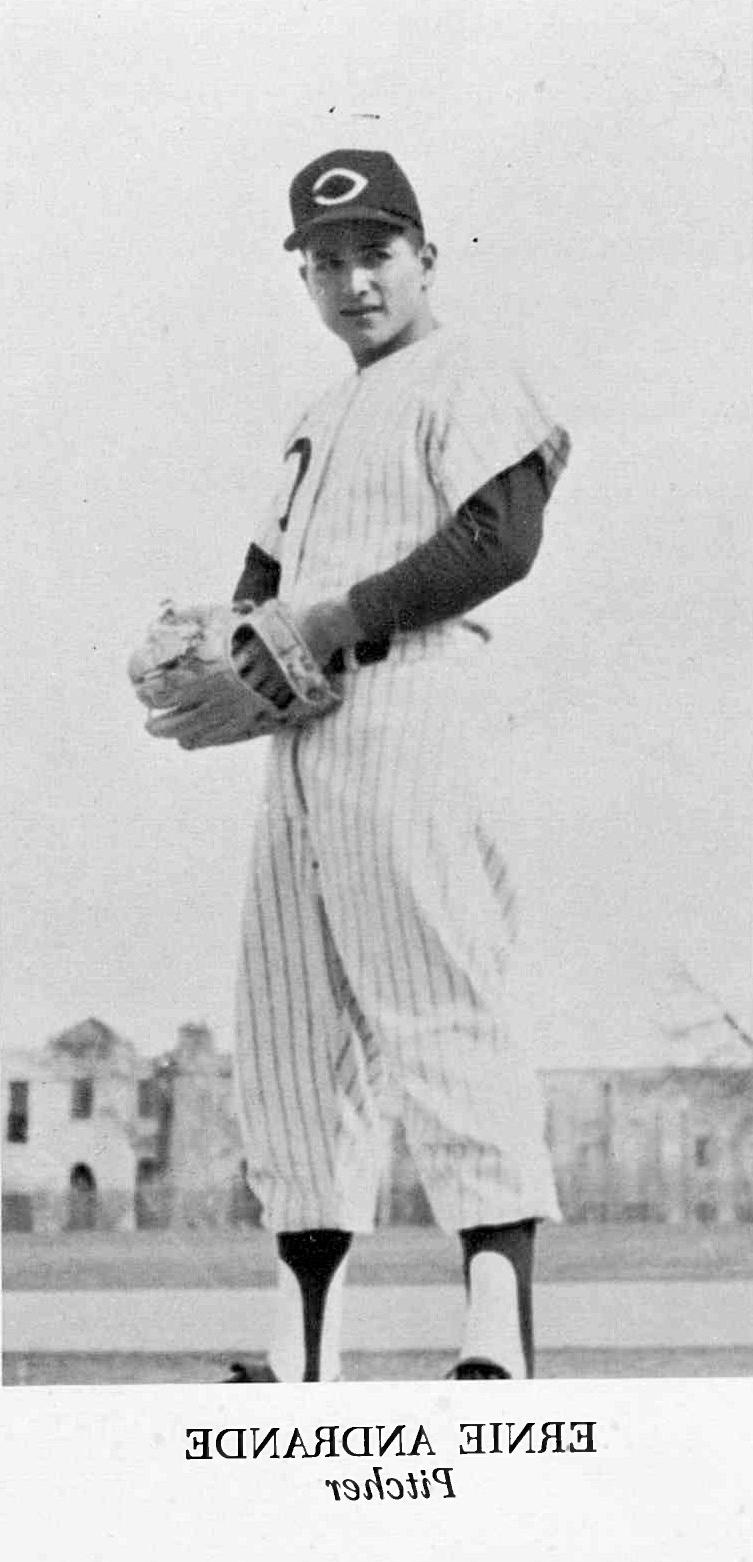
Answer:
347 453 546 641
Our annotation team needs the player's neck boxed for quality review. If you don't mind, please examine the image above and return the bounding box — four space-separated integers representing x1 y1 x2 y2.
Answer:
352 309 439 372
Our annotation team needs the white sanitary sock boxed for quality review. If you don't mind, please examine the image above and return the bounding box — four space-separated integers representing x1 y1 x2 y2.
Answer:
460 1251 526 1378
269 1254 348 1382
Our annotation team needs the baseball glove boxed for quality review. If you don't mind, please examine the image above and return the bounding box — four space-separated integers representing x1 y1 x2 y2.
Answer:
128 599 342 749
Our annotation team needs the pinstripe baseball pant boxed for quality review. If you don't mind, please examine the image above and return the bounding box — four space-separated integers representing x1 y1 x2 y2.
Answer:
234 634 560 1233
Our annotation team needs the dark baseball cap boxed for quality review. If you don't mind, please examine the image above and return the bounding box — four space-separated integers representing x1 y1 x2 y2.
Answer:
283 149 423 251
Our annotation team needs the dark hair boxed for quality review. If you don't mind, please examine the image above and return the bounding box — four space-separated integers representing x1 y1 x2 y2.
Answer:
403 222 426 250
302 220 426 259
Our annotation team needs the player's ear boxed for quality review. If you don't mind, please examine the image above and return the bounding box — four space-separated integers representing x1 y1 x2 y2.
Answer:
419 242 438 289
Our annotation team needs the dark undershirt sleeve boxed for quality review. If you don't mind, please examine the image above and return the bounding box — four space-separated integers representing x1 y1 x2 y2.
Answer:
348 450 547 642
232 450 547 639
233 542 282 604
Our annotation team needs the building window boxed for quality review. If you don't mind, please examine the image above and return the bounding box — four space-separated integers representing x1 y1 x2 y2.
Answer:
694 1134 712 1169
7 1081 29 1143
137 1078 158 1118
67 1163 98 1230
71 1078 94 1119
695 1198 717 1226
2 1192 33 1233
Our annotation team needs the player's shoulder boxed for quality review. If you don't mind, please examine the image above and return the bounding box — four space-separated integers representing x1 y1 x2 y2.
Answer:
421 325 543 423
341 325 518 412
427 324 527 392
429 325 571 485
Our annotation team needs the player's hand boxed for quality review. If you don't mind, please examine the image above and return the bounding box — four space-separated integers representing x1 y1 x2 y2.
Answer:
232 632 294 709
295 596 364 669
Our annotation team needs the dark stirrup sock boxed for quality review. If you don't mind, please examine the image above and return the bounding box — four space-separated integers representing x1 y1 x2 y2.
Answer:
277 1229 353 1381
459 1220 537 1378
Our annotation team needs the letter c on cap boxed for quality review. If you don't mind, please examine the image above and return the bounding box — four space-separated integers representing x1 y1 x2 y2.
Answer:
312 168 369 206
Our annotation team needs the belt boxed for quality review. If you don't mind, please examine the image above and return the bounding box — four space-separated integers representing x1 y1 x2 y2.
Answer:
327 620 490 675
328 636 391 675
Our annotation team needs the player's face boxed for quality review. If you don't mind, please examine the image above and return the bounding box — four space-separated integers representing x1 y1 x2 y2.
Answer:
301 223 437 368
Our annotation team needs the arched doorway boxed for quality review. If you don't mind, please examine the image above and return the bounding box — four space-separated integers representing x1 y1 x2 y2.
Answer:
135 1158 169 1229
227 1159 263 1227
67 1163 98 1230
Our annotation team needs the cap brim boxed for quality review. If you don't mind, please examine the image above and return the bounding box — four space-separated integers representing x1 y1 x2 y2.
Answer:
283 206 415 251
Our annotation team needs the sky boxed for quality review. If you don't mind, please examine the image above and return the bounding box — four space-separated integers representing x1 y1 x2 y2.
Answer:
3 0 751 1066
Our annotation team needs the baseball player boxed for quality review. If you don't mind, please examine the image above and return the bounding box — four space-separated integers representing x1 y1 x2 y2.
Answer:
156 150 570 1381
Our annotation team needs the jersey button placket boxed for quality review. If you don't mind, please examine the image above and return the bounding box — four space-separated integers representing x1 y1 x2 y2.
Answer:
291 377 365 586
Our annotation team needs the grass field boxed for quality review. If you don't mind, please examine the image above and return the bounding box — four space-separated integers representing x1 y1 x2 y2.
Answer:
6 1345 753 1385
4 1221 753 1291
6 1224 753 1384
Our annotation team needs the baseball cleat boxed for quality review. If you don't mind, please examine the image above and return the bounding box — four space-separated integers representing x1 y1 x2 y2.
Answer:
446 1357 512 1380
224 1359 279 1383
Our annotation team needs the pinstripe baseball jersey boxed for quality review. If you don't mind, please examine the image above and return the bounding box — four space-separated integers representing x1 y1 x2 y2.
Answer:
255 326 568 622
234 324 569 1234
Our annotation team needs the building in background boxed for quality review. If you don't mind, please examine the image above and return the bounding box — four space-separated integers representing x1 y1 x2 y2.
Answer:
544 1065 753 1225
3 997 752 1233
2 1019 166 1234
